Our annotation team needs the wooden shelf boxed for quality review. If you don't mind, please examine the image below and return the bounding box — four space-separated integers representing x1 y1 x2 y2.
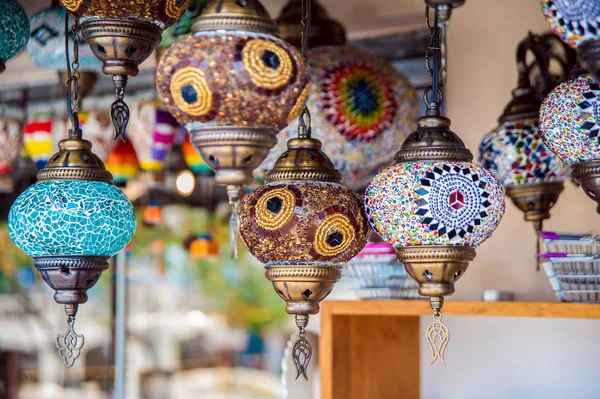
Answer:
319 300 600 399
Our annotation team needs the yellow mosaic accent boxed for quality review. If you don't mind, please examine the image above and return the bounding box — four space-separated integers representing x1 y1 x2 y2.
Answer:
254 188 296 231
169 67 213 117
165 0 190 19
314 214 356 257
60 0 83 13
287 83 311 125
242 40 294 90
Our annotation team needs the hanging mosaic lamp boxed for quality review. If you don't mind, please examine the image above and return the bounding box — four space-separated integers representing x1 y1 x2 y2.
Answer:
478 34 569 237
539 71 600 212
256 0 419 190
7 19 137 368
0 0 30 74
240 128 368 379
541 0 600 86
27 4 101 100
128 101 179 176
182 134 212 176
364 3 505 365
105 137 139 186
23 114 54 170
8 138 136 366
59 0 189 139
190 233 219 259
156 0 311 256
0 115 24 192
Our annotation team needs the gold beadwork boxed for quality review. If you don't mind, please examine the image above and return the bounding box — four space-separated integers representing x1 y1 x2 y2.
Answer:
61 0 82 13
169 67 213 117
287 83 312 124
314 214 355 257
243 40 294 90
254 187 296 231
165 0 190 19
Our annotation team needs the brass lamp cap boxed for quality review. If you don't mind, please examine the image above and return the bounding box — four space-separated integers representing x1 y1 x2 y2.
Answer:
37 139 112 183
192 0 279 35
265 137 342 183
498 87 541 123
276 0 346 48
394 116 473 163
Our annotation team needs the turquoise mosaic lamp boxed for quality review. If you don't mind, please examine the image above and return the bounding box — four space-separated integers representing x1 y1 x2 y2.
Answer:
0 0 30 73
8 138 136 366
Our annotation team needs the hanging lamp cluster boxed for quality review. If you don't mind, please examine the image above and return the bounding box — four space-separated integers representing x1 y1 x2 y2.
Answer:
478 33 571 269
59 0 190 139
0 0 29 74
156 0 311 256
7 18 136 368
541 0 600 86
239 0 368 380
256 0 419 190
364 3 505 364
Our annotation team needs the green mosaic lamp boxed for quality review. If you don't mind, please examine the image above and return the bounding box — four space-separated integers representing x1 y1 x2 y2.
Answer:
0 0 30 73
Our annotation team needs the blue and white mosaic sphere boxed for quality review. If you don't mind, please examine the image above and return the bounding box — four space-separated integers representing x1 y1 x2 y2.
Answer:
8 180 136 257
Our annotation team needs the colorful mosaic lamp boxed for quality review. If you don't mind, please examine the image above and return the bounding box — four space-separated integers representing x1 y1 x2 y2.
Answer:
105 138 139 186
59 0 189 139
156 0 311 256
540 71 600 212
541 0 600 88
478 34 569 240
7 21 136 368
182 134 212 176
364 3 505 365
27 4 101 100
0 0 30 74
255 0 419 190
0 115 24 193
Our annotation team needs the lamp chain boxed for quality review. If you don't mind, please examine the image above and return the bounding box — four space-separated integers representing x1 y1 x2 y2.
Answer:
297 0 312 139
65 16 82 139
424 6 444 116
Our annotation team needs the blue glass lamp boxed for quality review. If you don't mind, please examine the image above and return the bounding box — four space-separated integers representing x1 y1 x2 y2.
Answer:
8 137 136 366
0 0 30 73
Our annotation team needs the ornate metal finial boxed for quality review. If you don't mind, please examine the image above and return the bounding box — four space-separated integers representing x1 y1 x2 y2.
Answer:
57 304 84 368
110 75 129 140
192 0 279 35
292 314 312 380
425 297 449 365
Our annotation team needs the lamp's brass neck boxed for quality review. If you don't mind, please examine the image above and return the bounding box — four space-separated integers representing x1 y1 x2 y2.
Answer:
276 0 346 48
37 139 112 183
265 137 342 183
498 87 541 123
394 116 473 163
192 0 279 35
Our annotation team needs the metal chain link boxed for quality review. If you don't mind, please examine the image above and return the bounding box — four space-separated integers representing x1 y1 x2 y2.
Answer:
64 16 81 139
297 0 312 138
423 6 443 116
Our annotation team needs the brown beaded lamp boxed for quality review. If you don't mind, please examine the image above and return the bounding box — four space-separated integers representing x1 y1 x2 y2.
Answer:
59 0 189 139
239 113 368 380
156 0 310 256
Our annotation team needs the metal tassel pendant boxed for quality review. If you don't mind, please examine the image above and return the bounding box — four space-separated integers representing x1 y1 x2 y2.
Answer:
56 305 84 368
292 314 312 380
229 199 240 259
110 75 130 140
426 311 449 365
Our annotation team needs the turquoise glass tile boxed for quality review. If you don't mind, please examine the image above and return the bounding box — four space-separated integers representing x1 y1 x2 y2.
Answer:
0 0 30 63
8 180 136 257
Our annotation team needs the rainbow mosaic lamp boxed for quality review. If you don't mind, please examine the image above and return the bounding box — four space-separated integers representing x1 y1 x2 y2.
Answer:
541 0 600 88
105 138 139 186
478 34 569 236
0 0 29 74
27 5 101 101
539 69 600 213
7 22 137 368
59 0 189 138
255 0 419 190
365 1 505 365
156 0 310 255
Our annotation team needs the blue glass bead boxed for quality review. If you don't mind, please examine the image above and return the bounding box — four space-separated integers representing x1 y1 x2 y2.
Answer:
8 180 136 257
0 0 30 65
27 6 102 71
